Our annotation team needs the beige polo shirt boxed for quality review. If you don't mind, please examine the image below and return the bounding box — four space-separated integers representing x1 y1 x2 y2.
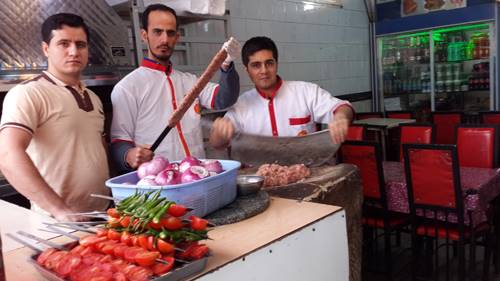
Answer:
0 71 110 213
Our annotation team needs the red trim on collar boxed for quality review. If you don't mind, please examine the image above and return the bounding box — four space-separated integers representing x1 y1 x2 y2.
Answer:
257 77 283 100
141 58 173 75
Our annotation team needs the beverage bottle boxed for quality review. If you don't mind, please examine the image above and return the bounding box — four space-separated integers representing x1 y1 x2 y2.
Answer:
480 33 489 59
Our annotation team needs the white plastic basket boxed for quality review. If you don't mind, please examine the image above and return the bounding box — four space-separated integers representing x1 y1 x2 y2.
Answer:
105 160 241 217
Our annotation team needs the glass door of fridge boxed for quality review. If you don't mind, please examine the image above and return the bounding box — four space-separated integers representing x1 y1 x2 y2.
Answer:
432 23 492 113
378 31 432 122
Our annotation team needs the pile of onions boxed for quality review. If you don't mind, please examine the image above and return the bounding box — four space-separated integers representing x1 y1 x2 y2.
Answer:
135 156 224 186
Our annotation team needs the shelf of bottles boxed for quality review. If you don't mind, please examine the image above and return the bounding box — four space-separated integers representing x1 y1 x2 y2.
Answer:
379 23 492 115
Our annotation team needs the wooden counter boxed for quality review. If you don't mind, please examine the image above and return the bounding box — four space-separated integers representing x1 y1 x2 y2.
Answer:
2 197 349 281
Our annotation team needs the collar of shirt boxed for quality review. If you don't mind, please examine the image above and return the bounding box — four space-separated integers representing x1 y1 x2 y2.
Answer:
256 76 284 100
141 58 173 75
42 71 86 93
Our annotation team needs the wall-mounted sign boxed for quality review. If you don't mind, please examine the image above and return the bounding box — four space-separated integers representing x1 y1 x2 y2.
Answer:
402 0 466 17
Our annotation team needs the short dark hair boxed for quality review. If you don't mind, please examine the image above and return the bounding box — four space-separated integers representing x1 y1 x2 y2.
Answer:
41 13 89 44
241 36 279 67
142 4 178 30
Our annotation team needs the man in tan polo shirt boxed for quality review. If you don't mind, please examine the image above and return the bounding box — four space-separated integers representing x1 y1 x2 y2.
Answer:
0 13 110 221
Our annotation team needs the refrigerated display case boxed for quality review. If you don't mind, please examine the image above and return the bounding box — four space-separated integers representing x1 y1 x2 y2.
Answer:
377 22 494 121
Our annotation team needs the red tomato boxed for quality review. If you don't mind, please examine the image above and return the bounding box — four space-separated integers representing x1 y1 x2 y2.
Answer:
134 250 160 267
107 229 122 241
107 208 120 218
162 217 184 230
137 234 149 250
82 252 105 266
96 228 109 237
120 231 132 246
131 235 141 247
55 253 82 277
120 216 131 228
123 247 144 263
189 216 208 231
99 254 114 264
44 251 68 270
107 217 121 228
113 244 129 259
113 272 128 281
168 204 188 217
70 245 86 255
152 256 175 276
36 248 57 266
79 246 93 257
190 244 209 260
156 239 174 254
148 220 162 230
73 264 113 281
110 258 128 272
79 235 107 248
128 266 153 281
147 235 156 251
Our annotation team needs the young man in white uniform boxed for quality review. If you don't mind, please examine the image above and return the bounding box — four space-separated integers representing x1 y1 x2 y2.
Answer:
111 4 241 172
209 36 354 148
0 14 109 221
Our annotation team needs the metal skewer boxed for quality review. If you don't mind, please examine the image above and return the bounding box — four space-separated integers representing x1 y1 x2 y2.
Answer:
16 231 65 250
38 225 80 240
6 233 45 252
43 222 97 234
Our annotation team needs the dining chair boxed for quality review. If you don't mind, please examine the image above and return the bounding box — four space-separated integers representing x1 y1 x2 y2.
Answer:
339 141 409 281
431 112 464 144
398 123 435 161
403 143 492 281
480 111 500 125
456 124 499 168
356 112 384 120
386 110 415 120
346 124 365 141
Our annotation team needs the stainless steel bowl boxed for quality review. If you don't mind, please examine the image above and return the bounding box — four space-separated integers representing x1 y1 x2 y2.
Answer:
237 175 265 196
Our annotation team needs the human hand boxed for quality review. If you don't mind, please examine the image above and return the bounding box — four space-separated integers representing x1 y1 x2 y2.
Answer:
126 145 154 169
52 206 88 222
209 118 235 149
221 37 241 66
328 118 350 144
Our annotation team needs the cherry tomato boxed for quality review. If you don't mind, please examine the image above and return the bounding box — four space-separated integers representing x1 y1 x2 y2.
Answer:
120 231 132 246
120 216 131 228
124 247 143 263
113 272 128 281
107 229 122 241
82 252 105 266
113 244 129 259
36 248 57 266
96 228 108 237
128 266 153 281
45 251 68 270
131 235 140 247
79 235 107 248
148 220 162 230
156 239 174 254
147 235 157 251
162 217 183 230
189 216 208 231
107 217 121 228
107 208 120 218
137 234 149 250
190 244 209 260
152 256 175 276
101 242 117 255
134 250 160 267
168 204 188 217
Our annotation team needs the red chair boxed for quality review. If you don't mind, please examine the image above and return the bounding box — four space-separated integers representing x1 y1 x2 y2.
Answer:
480 111 500 125
403 144 492 281
356 112 384 120
456 124 498 168
346 124 365 141
398 123 435 161
386 110 414 119
431 112 463 144
339 141 408 280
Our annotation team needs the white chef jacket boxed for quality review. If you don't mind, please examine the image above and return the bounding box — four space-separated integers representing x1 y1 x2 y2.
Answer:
111 59 220 161
225 79 352 137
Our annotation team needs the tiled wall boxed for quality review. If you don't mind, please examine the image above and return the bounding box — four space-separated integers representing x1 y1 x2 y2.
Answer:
228 0 371 96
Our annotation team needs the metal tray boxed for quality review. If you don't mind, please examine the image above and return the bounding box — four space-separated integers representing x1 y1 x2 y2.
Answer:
29 242 208 281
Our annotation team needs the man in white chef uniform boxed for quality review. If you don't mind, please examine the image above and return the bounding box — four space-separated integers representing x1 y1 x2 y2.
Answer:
110 4 241 172
209 36 354 148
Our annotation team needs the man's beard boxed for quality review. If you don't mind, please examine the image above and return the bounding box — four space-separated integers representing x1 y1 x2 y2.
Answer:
149 45 172 63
